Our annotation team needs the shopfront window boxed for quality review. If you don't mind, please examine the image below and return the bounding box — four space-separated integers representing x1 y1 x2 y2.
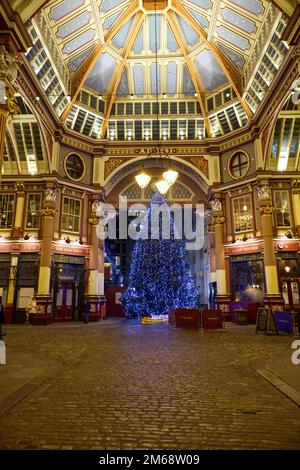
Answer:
61 197 81 232
0 194 15 228
230 257 264 302
26 194 42 229
233 195 253 233
274 190 291 227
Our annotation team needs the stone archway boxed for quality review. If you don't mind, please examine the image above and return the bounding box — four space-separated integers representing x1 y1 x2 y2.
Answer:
103 155 210 306
104 155 210 205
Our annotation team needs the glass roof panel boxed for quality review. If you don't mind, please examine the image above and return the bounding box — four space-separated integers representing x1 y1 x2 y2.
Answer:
187 8 209 29
218 43 245 69
117 69 129 96
68 45 95 71
183 65 196 95
150 63 161 95
112 15 134 49
221 8 257 34
149 14 161 53
100 0 126 13
227 0 264 15
186 0 211 10
85 53 116 93
166 62 177 95
133 25 144 53
102 10 123 31
166 24 178 52
57 12 92 39
63 29 95 54
176 14 200 46
49 0 85 21
216 26 250 50
195 50 228 90
133 64 145 95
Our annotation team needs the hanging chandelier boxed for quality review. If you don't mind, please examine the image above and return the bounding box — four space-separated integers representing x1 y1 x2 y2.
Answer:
135 1 178 193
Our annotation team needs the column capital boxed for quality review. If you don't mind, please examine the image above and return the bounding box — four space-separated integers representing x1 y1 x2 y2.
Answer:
209 198 225 224
213 213 226 225
257 205 274 216
88 216 99 226
41 207 56 217
292 179 300 194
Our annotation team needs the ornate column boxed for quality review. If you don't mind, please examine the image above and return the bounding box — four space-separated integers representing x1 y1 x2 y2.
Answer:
86 200 102 321
210 199 231 312
11 183 26 238
34 187 57 324
0 46 20 183
205 211 216 307
292 180 300 237
257 184 284 308
5 255 18 324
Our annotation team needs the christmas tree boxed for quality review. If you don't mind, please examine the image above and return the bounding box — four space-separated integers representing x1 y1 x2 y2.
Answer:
122 192 198 318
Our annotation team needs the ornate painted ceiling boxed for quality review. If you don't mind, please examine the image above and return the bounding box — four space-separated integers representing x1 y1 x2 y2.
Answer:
24 0 289 140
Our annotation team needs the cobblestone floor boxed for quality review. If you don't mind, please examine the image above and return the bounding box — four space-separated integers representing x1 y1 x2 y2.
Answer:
0 321 300 450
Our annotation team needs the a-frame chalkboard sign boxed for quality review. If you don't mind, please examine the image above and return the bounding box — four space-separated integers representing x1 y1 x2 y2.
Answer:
255 307 279 334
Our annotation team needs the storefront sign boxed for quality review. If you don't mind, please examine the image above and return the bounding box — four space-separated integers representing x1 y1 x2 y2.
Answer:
19 243 41 253
0 242 12 253
276 241 300 251
52 243 89 256
226 243 262 255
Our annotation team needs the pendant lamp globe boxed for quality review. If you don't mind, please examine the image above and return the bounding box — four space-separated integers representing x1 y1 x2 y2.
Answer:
155 179 170 194
162 169 178 186
135 172 151 189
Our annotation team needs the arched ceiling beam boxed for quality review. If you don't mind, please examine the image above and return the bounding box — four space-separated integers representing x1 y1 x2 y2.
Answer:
167 11 212 138
171 0 253 119
100 11 144 139
61 0 140 122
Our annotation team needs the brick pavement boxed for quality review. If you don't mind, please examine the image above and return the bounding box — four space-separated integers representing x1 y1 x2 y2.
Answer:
0 321 299 450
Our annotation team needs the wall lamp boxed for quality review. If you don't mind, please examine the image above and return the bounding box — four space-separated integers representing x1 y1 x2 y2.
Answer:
24 234 30 240
65 236 71 244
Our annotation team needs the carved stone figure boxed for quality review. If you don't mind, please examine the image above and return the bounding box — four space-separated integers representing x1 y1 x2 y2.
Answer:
92 200 99 213
257 185 271 201
44 188 57 203
0 46 19 83
210 198 222 212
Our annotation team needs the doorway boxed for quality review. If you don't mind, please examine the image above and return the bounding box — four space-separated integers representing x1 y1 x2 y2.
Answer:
52 255 86 322
281 278 300 311
55 282 77 321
